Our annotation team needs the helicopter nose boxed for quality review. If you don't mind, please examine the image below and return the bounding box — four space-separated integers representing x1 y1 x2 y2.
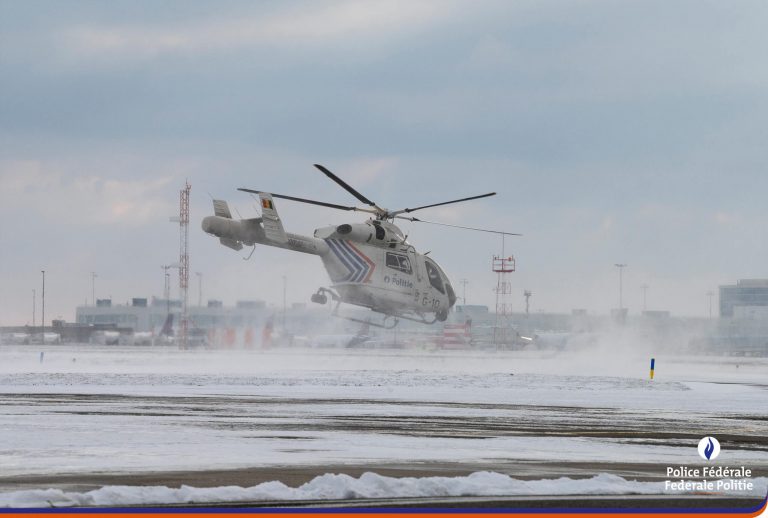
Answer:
446 281 457 307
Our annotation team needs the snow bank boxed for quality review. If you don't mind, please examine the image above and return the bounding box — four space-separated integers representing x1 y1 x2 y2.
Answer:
2 472 765 508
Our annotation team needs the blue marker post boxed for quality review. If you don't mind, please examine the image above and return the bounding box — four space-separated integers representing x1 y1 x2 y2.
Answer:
39 351 44 364
650 357 655 380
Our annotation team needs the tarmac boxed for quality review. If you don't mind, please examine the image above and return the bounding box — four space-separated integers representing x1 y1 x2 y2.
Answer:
1 347 766 510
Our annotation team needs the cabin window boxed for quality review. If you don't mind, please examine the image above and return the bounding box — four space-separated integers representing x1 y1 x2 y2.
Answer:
386 252 412 274
374 225 386 240
425 260 445 294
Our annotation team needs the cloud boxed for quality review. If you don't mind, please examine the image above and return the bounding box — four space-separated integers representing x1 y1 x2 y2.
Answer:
61 1 456 60
713 210 740 226
342 157 399 187
463 36 519 70
2 0 768 322
599 216 614 233
0 160 175 227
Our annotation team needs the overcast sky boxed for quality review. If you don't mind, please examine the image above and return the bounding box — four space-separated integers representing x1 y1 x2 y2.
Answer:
2 0 768 325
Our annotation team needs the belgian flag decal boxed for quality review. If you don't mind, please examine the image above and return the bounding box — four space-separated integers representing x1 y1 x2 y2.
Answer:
262 199 274 210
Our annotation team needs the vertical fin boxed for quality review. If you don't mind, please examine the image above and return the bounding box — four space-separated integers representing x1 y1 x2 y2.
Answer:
258 193 288 243
213 200 233 218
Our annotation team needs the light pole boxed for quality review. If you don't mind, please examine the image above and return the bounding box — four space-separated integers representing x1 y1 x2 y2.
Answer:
641 284 649 312
91 272 97 306
614 264 627 313
459 279 469 306
196 272 202 307
524 290 532 316
161 265 172 316
706 291 715 319
282 275 287 331
41 270 45 344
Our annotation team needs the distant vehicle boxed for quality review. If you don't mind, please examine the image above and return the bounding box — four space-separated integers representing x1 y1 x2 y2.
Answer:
128 331 154 346
295 322 371 348
42 332 61 344
3 332 62 345
90 330 120 345
1 332 30 345
127 314 175 346
186 327 209 348
203 164 518 328
25 332 62 344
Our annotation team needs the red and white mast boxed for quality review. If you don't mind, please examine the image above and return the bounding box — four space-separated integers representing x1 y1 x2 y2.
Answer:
178 181 191 349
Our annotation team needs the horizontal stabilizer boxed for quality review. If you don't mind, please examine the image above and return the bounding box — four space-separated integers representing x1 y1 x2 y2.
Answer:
213 199 233 218
220 237 243 251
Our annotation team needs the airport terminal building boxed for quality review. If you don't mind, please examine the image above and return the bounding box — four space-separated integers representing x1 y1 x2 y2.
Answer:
42 282 768 356
719 279 768 318
76 297 271 333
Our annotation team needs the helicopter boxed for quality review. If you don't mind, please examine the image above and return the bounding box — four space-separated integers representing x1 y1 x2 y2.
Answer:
201 164 518 328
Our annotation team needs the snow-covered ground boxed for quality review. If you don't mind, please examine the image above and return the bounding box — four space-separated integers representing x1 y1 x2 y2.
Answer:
3 472 766 508
0 345 766 507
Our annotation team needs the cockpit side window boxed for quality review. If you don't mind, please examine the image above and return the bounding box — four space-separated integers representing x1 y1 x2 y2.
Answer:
386 252 412 274
373 221 387 241
425 259 445 294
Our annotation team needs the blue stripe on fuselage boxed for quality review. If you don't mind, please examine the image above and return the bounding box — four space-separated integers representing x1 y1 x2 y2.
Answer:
327 239 368 283
327 239 361 282
326 239 355 282
337 240 368 283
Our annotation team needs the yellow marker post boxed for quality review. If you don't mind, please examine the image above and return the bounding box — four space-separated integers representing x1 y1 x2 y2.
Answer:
650 358 655 380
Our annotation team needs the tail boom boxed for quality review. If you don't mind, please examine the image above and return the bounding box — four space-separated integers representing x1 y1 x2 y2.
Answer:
202 202 327 256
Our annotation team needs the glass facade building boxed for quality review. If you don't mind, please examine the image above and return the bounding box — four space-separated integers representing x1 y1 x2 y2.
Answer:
719 279 768 317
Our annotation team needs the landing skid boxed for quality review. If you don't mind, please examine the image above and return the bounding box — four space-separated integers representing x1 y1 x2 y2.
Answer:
391 312 439 325
332 297 399 330
334 310 399 330
310 287 440 328
336 309 438 328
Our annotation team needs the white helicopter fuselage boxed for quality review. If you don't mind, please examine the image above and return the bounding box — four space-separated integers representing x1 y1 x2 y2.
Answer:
315 221 456 320
202 197 456 323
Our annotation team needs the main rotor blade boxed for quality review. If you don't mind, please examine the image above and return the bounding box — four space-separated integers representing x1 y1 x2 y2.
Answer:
237 188 357 212
391 192 497 216
313 164 380 208
395 215 521 236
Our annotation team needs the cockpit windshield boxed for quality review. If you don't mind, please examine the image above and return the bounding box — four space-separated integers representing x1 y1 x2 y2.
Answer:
425 258 457 307
445 280 457 307
368 219 408 246
425 259 445 294
380 221 404 238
